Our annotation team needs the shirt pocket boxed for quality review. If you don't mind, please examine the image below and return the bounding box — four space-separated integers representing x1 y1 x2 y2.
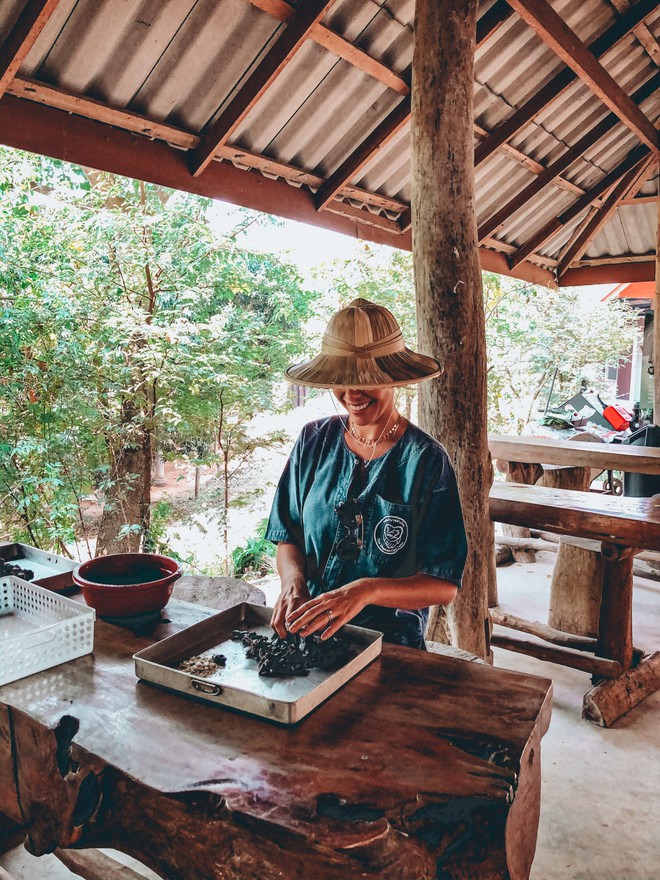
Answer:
364 495 413 561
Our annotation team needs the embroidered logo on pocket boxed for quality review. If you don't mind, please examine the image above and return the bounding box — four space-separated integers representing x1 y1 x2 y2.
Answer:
374 516 409 555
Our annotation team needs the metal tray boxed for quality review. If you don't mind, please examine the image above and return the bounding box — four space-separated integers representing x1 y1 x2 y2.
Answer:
133 603 382 724
0 543 78 592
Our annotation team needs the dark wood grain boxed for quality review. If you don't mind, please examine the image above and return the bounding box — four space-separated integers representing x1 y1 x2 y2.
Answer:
0 598 552 880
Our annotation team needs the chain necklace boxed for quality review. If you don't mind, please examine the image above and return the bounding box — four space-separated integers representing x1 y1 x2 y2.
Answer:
349 413 401 449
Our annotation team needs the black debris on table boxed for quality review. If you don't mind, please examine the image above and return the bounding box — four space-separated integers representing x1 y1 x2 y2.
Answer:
231 630 353 677
0 560 35 580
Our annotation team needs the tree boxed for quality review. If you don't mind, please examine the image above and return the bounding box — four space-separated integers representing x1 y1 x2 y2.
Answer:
484 273 638 433
0 150 316 560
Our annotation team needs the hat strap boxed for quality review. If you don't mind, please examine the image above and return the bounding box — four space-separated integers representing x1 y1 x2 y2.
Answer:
322 328 405 358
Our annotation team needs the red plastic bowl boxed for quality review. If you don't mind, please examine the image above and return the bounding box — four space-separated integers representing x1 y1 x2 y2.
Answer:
73 553 182 618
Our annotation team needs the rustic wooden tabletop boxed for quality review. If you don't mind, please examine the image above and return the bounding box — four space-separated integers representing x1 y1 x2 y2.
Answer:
0 597 552 880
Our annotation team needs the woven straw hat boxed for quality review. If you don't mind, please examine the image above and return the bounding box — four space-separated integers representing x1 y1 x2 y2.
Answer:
285 298 442 389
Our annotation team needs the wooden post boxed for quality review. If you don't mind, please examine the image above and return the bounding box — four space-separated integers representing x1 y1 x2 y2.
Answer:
412 0 492 658
655 163 660 423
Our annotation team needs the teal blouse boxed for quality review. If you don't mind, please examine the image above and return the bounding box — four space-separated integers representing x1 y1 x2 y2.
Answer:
266 416 467 648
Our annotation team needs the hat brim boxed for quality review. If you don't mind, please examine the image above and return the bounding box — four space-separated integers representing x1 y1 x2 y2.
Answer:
284 347 443 389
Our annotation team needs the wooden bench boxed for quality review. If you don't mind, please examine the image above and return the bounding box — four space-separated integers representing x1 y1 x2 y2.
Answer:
489 481 660 726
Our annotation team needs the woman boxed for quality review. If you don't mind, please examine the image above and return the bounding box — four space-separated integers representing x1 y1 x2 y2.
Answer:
265 298 467 650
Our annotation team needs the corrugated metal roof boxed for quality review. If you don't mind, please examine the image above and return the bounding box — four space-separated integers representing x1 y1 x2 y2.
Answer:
1 0 658 285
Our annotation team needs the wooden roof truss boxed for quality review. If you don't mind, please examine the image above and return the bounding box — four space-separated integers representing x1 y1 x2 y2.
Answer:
0 0 658 286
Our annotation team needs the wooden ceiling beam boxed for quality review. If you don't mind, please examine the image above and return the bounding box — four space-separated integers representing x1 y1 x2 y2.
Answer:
557 154 654 276
620 193 658 204
477 72 660 242
247 0 410 94
0 0 62 98
509 144 651 268
313 2 510 212
315 97 411 210
190 0 336 178
0 92 559 287
608 0 660 65
560 260 655 285
7 76 407 217
506 0 658 152
475 0 659 168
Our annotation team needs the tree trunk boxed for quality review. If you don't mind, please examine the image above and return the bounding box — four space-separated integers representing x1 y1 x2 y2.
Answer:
95 399 150 556
412 0 493 658
655 172 660 423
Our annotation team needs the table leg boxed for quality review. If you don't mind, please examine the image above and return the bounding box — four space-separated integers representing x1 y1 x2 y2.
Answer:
582 543 660 726
595 543 634 672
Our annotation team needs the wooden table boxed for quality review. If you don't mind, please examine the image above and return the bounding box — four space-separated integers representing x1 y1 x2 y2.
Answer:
489 482 660 725
489 434 660 475
0 598 552 880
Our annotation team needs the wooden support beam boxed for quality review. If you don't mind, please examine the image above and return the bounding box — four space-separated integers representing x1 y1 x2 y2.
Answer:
412 0 493 658
510 144 650 269
315 97 411 210
490 632 623 677
506 0 658 152
0 0 62 98
634 21 660 66
560 260 656 285
557 154 654 276
54 849 152 880
247 0 410 94
8 76 407 217
655 165 660 422
474 0 659 168
490 608 599 651
191 0 336 177
583 651 660 726
315 2 509 213
477 73 660 243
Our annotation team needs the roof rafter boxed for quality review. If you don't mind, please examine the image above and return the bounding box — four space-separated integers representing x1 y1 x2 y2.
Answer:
608 0 660 65
506 0 658 152
0 0 62 98
560 260 655 285
0 91 557 287
557 154 656 276
475 0 659 168
314 2 517 212
247 0 410 94
190 0 336 178
509 143 651 269
8 76 407 217
477 71 660 242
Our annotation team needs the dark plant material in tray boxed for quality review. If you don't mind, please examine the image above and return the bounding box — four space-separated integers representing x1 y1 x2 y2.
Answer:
0 560 35 581
232 630 353 677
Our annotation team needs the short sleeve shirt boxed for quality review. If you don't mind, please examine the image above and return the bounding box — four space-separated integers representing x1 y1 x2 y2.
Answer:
265 416 467 648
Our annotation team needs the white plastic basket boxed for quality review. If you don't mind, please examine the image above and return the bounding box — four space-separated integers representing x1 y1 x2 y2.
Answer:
0 576 95 686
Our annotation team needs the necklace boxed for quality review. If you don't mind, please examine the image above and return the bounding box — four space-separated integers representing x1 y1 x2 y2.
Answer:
349 413 401 448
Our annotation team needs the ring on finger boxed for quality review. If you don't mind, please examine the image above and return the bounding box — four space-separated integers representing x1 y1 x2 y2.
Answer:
326 609 333 621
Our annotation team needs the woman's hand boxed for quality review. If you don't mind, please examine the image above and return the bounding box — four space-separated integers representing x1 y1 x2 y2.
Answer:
286 580 372 640
271 578 310 639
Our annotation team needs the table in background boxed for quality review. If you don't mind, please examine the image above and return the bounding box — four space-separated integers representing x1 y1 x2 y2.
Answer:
0 596 552 880
489 482 660 725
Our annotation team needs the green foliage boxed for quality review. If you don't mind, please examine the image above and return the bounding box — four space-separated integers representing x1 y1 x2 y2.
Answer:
484 273 638 433
0 149 318 554
230 519 276 578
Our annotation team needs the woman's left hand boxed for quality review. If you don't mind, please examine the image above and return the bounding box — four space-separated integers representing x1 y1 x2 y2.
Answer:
285 581 371 640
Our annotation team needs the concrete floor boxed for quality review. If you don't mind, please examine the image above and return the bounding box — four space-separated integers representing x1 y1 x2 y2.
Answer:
2 553 659 880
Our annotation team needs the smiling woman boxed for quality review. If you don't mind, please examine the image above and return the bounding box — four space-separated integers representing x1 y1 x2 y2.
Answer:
265 299 467 650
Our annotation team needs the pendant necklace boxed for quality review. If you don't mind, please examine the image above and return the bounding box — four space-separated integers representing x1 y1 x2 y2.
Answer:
349 412 401 450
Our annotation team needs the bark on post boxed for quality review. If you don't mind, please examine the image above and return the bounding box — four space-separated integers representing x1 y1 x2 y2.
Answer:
412 0 493 658
655 169 660 423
